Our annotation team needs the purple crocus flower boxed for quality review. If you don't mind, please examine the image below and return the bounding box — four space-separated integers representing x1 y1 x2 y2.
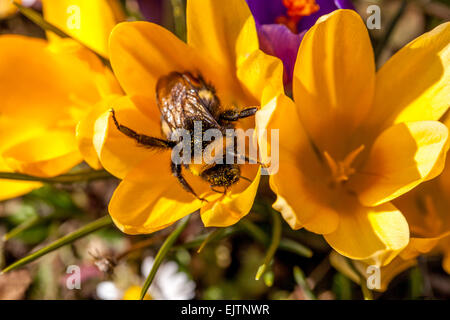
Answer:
246 0 355 91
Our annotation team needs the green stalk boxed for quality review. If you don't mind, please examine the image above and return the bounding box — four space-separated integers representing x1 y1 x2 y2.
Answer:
279 238 313 258
3 215 41 241
0 170 112 184
140 216 190 300
255 212 281 280
239 219 269 244
345 258 373 300
170 0 186 41
197 228 226 253
1 215 112 274
294 266 317 300
173 226 237 250
240 219 312 258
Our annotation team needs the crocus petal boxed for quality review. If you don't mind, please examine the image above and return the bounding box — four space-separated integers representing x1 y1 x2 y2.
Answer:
236 48 284 105
329 250 417 292
265 95 339 234
368 22 450 131
200 166 260 227
399 236 443 260
2 129 82 177
324 202 409 265
0 117 44 199
245 0 286 25
93 97 162 179
0 35 105 124
298 0 355 31
42 0 124 57
0 160 42 201
293 10 375 157
439 236 450 274
393 174 450 239
137 0 164 24
77 95 122 170
0 0 17 19
187 0 258 75
108 152 208 235
109 21 207 118
352 121 449 207
257 24 303 87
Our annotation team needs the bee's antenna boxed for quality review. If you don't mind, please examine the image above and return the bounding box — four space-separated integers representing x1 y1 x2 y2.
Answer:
225 151 268 168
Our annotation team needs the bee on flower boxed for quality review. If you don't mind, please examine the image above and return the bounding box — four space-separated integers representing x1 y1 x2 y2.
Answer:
93 0 284 234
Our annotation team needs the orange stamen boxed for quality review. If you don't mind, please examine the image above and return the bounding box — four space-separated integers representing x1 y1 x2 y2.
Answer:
324 145 365 185
275 0 320 33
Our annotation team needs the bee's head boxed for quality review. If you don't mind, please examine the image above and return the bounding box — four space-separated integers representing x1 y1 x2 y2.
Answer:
201 164 241 187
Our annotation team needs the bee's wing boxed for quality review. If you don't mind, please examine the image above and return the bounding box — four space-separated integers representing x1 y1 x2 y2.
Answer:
157 73 220 133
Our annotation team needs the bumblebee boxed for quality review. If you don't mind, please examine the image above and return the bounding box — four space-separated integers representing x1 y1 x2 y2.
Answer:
111 71 257 201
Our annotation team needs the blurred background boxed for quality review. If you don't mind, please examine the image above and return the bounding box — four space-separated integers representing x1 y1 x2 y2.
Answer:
0 0 449 300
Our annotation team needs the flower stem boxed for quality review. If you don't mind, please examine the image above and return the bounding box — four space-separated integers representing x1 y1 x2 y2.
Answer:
173 226 237 250
345 258 373 300
170 0 186 41
140 215 190 300
240 219 313 258
255 212 281 280
3 214 41 241
197 228 227 253
0 170 113 184
294 266 317 300
1 215 112 274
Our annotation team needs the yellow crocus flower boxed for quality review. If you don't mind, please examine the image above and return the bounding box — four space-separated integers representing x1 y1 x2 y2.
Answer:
0 0 123 201
42 0 125 58
0 0 17 19
93 0 283 234
259 10 450 265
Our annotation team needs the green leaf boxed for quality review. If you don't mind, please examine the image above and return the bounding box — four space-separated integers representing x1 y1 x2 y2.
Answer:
14 2 68 38
345 258 373 300
140 216 190 300
332 272 352 300
279 238 313 258
170 0 186 41
0 169 112 184
255 212 281 281
197 228 227 253
294 266 316 300
3 214 41 241
409 266 424 299
239 218 312 258
1 215 112 274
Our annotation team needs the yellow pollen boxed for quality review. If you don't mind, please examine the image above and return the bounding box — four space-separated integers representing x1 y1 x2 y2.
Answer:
324 145 365 184
275 0 320 33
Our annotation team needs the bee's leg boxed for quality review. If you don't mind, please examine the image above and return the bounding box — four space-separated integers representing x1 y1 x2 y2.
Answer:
210 186 223 194
210 186 228 194
219 107 258 122
171 162 208 202
110 109 174 149
225 150 266 167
